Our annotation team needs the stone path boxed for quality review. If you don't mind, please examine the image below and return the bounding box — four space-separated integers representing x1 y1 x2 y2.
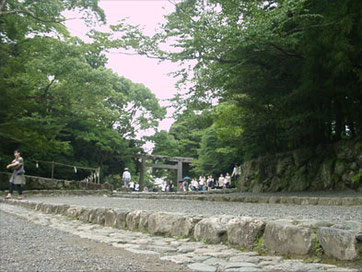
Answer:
28 195 362 223
0 203 359 272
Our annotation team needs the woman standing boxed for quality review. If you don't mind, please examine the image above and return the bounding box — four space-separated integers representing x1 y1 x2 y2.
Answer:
225 173 231 188
6 150 25 200
207 175 214 191
218 174 225 188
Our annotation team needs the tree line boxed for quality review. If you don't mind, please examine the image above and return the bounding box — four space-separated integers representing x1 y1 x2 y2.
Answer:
141 0 361 177
1 0 361 183
0 0 165 184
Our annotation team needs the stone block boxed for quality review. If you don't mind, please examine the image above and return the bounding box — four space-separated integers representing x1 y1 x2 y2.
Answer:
34 202 44 211
114 209 129 229
95 208 106 225
268 197 280 204
147 212 182 235
317 227 358 260
79 208 93 223
170 216 196 237
104 209 116 227
139 211 150 232
301 197 318 205
44 204 56 214
65 206 85 218
194 216 231 244
88 208 98 223
187 263 217 272
28 202 37 210
126 210 142 231
53 204 70 215
264 221 314 255
227 217 266 250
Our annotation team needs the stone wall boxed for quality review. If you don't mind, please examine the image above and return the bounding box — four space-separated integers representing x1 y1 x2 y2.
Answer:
0 172 113 191
2 198 361 262
238 137 362 192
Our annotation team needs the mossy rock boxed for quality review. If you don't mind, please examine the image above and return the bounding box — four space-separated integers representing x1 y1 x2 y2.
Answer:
289 165 309 191
293 148 314 167
276 156 294 176
334 160 347 176
269 176 289 192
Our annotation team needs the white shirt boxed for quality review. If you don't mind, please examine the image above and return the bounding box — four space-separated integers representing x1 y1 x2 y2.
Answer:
122 171 131 180
129 181 135 188
232 166 241 176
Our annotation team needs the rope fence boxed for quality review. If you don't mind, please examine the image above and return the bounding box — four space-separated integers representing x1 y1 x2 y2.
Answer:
31 159 100 184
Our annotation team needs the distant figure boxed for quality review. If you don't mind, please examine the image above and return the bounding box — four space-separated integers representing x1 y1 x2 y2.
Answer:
225 173 231 188
218 174 225 188
183 179 188 192
232 163 241 181
6 150 25 200
191 178 199 191
143 186 148 192
135 183 139 191
129 180 135 191
122 168 131 188
207 175 214 191
161 182 167 192
169 181 174 192
199 175 206 191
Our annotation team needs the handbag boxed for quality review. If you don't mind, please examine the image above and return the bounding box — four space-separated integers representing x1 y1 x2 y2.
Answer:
16 166 25 175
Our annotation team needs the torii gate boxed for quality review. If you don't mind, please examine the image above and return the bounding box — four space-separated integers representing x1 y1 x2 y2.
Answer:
136 154 194 190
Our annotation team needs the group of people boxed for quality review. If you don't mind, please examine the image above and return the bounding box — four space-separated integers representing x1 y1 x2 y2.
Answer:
122 168 141 191
182 173 230 192
182 164 241 192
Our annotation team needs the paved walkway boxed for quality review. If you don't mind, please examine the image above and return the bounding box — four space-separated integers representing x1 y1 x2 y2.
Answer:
0 203 358 272
27 195 362 223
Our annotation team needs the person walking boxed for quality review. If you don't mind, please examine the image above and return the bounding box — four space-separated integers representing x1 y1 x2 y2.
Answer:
6 150 25 200
122 168 131 189
232 164 241 181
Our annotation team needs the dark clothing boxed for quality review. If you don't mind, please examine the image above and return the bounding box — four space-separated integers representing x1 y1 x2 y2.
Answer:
9 182 22 195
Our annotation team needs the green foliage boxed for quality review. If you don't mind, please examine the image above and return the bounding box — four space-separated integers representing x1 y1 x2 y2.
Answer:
351 172 362 184
105 0 362 163
0 0 165 181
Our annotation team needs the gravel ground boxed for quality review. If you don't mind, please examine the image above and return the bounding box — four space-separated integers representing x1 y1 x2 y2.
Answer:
29 196 362 223
0 211 184 272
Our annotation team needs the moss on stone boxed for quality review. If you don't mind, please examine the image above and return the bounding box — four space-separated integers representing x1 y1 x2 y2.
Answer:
311 235 323 258
253 236 265 254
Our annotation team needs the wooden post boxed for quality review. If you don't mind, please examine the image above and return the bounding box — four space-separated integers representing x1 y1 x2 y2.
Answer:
51 161 55 179
139 157 145 191
177 160 182 191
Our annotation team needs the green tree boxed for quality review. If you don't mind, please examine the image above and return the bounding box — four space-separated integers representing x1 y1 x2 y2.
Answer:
107 0 361 160
0 0 165 182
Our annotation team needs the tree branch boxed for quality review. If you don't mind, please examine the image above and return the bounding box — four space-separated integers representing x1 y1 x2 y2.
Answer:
268 42 304 59
0 8 69 24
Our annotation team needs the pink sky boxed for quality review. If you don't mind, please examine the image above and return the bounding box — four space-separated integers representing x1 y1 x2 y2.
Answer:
65 0 182 132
